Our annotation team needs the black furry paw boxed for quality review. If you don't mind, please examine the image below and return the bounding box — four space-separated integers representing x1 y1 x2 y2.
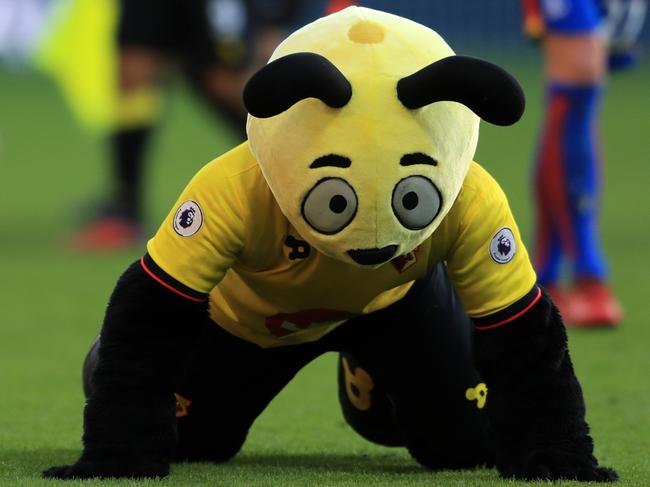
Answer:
502 449 618 482
42 460 169 480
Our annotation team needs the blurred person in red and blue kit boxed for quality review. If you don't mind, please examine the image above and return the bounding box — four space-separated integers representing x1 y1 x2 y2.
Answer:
521 0 646 327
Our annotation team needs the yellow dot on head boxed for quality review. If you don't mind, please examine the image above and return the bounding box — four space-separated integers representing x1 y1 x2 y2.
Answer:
348 20 385 44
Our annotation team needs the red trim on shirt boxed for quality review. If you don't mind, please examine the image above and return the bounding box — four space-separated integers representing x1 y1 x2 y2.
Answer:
474 286 542 331
140 257 207 303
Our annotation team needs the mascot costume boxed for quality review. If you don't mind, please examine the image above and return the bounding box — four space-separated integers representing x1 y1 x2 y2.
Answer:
44 7 617 481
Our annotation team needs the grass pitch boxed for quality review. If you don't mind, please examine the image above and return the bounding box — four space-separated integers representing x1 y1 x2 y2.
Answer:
1 59 649 486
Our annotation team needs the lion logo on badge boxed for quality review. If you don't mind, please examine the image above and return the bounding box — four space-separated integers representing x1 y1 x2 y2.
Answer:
489 227 516 264
173 200 203 237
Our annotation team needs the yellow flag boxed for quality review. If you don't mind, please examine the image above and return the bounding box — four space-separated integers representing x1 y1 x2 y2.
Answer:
34 0 119 131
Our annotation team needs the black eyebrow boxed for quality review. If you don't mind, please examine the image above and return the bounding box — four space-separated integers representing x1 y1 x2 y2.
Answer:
310 154 352 169
400 152 438 166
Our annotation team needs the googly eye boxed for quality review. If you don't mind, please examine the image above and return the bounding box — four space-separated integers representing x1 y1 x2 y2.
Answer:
392 176 441 230
302 178 357 234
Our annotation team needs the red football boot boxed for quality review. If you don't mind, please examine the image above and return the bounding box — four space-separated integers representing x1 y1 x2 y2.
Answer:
68 215 142 251
565 278 623 328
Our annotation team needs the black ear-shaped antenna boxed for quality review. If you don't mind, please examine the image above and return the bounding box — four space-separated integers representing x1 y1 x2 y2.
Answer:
243 52 352 118
397 56 525 126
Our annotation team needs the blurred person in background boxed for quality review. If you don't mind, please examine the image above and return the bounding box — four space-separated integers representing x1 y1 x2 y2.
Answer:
69 0 304 250
521 0 646 327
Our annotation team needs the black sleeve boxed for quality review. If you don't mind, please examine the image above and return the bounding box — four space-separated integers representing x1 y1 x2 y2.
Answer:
43 258 208 479
473 288 618 481
140 253 208 302
472 285 541 330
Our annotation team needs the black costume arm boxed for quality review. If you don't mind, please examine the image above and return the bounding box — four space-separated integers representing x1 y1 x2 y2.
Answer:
43 258 208 479
473 287 617 482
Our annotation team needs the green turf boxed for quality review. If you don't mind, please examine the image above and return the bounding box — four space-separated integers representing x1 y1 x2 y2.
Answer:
1 59 649 486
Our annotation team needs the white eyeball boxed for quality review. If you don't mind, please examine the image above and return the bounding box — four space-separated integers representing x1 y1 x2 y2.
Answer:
302 178 358 234
392 176 441 230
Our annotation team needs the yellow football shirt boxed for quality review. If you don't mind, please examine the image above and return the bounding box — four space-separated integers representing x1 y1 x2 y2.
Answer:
146 142 537 348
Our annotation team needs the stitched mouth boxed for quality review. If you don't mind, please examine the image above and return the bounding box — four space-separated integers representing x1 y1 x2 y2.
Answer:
347 245 398 265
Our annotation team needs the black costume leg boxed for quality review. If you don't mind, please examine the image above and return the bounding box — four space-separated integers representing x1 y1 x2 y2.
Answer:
337 352 403 447
83 321 323 464
334 264 493 469
174 322 323 462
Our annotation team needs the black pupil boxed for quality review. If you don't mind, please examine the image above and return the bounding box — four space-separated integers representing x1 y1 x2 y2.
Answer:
330 195 348 214
403 191 419 210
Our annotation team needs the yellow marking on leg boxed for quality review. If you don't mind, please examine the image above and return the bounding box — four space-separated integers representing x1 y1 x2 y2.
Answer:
175 393 192 418
465 383 488 409
342 356 374 411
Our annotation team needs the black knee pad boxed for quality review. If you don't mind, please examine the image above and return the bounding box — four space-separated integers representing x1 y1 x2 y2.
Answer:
406 425 493 471
82 336 101 398
337 353 404 447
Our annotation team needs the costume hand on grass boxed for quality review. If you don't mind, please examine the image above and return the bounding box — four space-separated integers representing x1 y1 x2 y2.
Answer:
42 261 205 480
505 448 618 481
474 290 617 482
42 460 168 480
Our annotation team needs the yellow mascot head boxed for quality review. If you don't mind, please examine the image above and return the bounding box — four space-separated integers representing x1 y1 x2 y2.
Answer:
244 7 524 267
